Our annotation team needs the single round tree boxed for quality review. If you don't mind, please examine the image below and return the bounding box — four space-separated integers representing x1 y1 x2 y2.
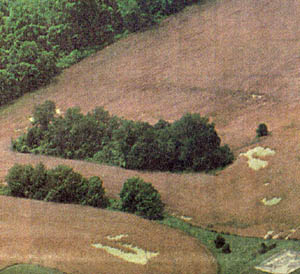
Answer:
256 123 269 137
214 235 226 249
119 177 164 220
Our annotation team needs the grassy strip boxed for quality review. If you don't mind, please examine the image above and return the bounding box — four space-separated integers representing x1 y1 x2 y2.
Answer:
159 215 300 274
0 264 65 274
0 185 10 196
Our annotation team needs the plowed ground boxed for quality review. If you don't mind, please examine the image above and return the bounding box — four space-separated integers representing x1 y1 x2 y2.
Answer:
1 0 300 270
0 196 216 274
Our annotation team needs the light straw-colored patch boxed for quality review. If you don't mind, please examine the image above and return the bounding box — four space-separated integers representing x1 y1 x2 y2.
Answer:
255 249 300 273
252 94 263 99
92 235 159 265
281 226 300 240
240 146 275 171
272 233 281 240
106 234 128 241
264 231 274 240
56 108 62 115
180 216 192 222
29 117 34 123
262 197 282 206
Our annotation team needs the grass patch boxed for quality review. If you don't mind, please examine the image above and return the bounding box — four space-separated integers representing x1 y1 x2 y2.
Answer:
0 264 65 274
159 215 300 274
214 219 251 229
0 185 10 196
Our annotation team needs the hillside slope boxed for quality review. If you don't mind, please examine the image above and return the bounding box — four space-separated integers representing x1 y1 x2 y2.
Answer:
1 0 300 238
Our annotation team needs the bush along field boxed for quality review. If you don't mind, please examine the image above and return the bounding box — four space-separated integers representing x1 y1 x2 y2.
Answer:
4 163 300 273
6 162 109 208
0 0 204 107
12 101 234 172
5 163 164 220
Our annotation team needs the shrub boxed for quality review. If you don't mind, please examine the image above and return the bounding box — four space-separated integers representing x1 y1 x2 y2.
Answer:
6 163 108 208
119 177 164 220
108 198 122 210
256 123 269 137
258 242 277 254
6 162 49 199
26 127 44 148
170 113 234 171
32 100 56 130
81 176 109 208
214 235 226 249
45 165 85 203
27 162 49 200
222 243 231 254
92 141 126 167
6 164 34 198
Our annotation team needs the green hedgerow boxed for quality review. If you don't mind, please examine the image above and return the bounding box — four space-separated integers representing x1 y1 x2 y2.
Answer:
6 163 108 208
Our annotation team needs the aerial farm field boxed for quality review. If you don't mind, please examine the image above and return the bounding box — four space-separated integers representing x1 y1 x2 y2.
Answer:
1 0 300 273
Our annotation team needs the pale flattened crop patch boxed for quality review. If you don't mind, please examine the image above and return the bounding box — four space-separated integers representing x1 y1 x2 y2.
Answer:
180 216 192 222
92 234 159 265
264 231 274 240
255 249 300 273
240 146 276 171
262 197 282 206
107 234 128 241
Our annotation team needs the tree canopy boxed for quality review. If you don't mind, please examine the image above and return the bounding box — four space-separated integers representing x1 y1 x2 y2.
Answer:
13 101 234 172
0 0 204 106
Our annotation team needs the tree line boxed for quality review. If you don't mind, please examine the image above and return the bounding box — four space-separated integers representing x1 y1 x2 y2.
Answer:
0 0 203 106
13 100 234 172
6 162 165 220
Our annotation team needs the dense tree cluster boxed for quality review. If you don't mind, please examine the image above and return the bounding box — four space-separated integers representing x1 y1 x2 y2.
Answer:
6 163 164 220
120 177 164 220
6 162 109 208
13 101 234 172
0 0 203 106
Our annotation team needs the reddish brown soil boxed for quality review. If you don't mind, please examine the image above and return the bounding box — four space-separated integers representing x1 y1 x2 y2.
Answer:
1 0 300 268
0 196 216 274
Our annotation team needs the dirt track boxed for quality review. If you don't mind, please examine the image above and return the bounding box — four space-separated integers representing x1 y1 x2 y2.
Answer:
1 0 300 265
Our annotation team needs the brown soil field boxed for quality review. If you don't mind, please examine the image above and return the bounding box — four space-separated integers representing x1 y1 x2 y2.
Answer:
1 0 300 268
0 196 216 274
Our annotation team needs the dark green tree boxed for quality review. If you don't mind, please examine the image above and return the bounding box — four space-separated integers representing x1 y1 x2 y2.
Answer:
120 177 164 220
6 162 109 207
170 113 232 171
81 176 109 208
256 123 269 137
32 100 56 130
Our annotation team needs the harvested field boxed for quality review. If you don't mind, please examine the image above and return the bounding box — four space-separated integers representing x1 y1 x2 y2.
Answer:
0 196 216 274
0 0 300 253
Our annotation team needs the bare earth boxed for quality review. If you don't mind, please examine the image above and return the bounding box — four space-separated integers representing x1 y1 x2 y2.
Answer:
0 196 216 274
1 0 300 271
